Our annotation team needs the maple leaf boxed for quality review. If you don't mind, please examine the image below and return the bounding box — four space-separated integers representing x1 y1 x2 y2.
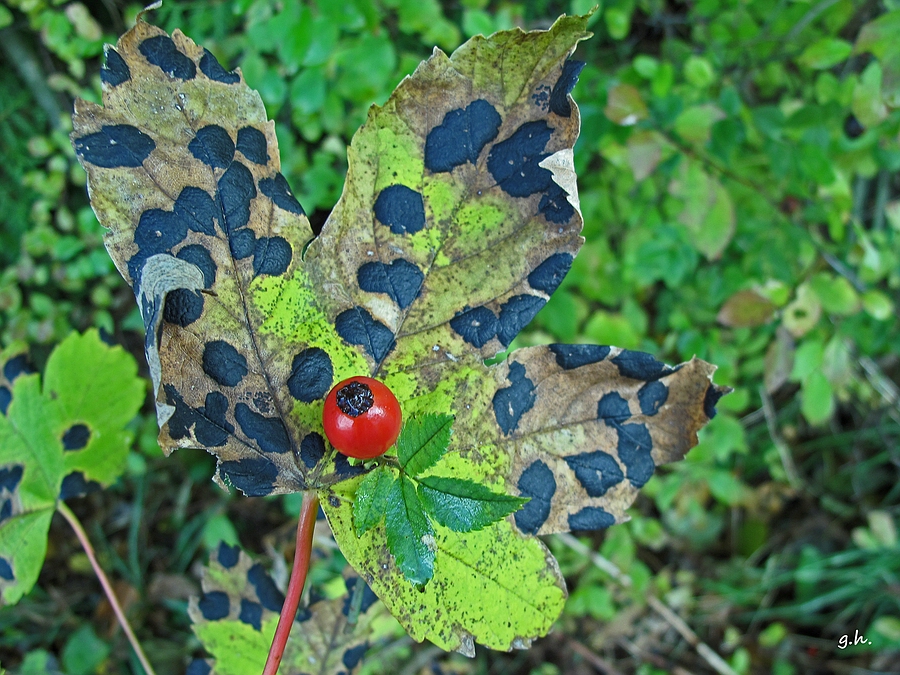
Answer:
71 13 728 654
188 543 381 675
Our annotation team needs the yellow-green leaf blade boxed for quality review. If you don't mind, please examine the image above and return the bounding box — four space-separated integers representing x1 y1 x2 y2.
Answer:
324 491 566 655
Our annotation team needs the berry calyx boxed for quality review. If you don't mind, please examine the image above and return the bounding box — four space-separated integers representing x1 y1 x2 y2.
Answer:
322 376 402 459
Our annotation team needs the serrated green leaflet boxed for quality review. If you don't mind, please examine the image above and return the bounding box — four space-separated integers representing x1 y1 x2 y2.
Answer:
353 465 395 536
397 414 454 476
0 331 142 606
386 475 435 586
418 476 528 533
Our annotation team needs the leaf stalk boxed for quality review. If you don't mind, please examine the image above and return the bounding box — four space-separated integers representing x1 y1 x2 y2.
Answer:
262 491 320 675
57 501 157 675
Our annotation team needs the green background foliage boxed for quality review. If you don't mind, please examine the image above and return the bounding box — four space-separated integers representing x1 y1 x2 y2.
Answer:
1 0 898 673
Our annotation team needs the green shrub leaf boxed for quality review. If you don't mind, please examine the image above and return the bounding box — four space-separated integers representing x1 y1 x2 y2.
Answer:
418 475 528 532
396 413 453 476
385 475 435 586
353 465 395 536
0 330 142 606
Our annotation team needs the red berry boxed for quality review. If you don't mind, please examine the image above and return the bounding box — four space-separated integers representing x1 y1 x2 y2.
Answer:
322 376 402 459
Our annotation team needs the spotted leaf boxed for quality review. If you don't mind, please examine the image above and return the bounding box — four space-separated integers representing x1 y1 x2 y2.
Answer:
304 15 591 365
0 331 143 606
188 542 382 675
72 21 367 497
74 12 728 658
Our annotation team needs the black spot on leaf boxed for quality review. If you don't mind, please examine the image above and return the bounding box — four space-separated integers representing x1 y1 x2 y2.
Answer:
287 349 333 403
218 162 257 233
202 341 248 387
237 127 269 165
343 644 368 669
217 542 240 568
235 404 291 455
638 380 668 416
493 362 536 435
424 99 502 172
239 599 263 630
139 35 196 80
528 253 573 295
163 289 204 326
189 125 235 169
248 563 285 611
704 383 724 420
568 506 615 531
298 433 325 469
187 659 212 675
334 307 396 363
497 294 546 346
230 228 256 259
198 591 230 620
253 236 291 276
334 453 365 478
0 557 13 581
564 451 624 497
164 386 234 447
612 350 671 381
487 121 553 197
62 424 91 450
259 173 305 214
514 460 556 535
617 423 655 487
176 187 219 235
539 182 576 224
0 499 10 524
3 354 33 381
549 59 585 118
101 48 130 86
195 392 235 447
373 184 426 235
200 49 239 83
450 306 498 348
74 125 155 168
60 471 102 499
134 209 187 256
0 465 23 492
220 457 278 496
357 259 424 309
597 392 630 424
0 387 10 415
177 245 216 288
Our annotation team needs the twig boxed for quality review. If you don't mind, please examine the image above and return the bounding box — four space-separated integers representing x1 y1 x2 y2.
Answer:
759 386 803 490
554 533 738 675
262 492 320 675
57 502 157 675
567 637 626 675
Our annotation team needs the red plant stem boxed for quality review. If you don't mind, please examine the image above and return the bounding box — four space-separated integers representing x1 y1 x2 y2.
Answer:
262 492 320 675
57 501 157 675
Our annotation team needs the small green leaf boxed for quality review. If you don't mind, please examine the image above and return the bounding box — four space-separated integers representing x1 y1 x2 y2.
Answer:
798 38 852 70
396 414 453 477
417 476 528 532
353 465 395 536
385 475 435 585
801 371 834 425
61 624 110 675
